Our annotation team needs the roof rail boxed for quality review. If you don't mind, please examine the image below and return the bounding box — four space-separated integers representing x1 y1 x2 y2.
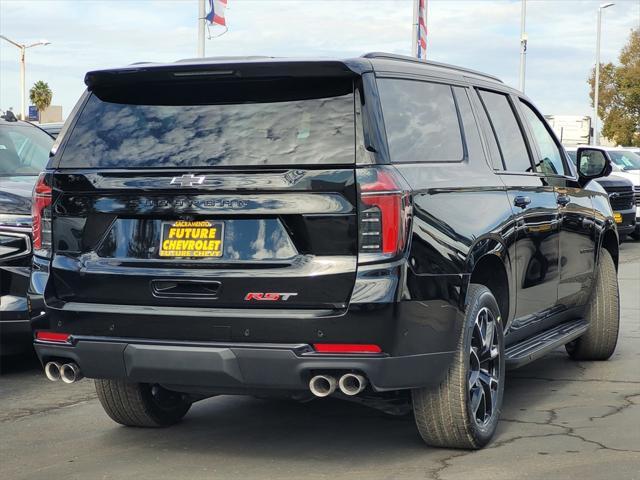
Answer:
362 52 503 83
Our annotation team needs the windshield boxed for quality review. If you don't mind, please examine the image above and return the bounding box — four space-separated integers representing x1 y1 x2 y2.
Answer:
608 150 640 171
0 124 53 176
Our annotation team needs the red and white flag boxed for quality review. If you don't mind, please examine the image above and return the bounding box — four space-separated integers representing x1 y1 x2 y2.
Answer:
416 0 427 59
205 0 228 37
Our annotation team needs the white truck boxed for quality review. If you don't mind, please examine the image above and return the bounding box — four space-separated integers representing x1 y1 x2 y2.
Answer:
545 115 592 146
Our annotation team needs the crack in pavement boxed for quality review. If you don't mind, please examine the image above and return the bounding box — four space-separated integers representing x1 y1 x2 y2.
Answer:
0 393 97 423
432 392 640 479
508 376 640 385
429 451 468 480
587 393 640 422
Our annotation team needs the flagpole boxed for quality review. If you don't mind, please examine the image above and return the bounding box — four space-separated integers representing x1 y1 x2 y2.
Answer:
412 0 418 57
198 0 205 57
518 0 527 92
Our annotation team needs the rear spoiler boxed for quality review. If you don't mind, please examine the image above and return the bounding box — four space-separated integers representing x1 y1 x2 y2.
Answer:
85 58 372 88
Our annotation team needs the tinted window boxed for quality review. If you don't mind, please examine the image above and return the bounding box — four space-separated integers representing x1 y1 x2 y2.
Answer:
479 90 531 172
520 101 567 176
0 124 53 176
59 79 355 168
452 87 483 161
471 91 503 169
377 79 463 162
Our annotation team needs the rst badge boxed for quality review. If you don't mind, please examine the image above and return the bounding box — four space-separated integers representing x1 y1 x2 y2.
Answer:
245 292 298 301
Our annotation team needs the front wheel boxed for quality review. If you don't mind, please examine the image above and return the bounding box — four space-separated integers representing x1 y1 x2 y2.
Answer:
412 284 505 449
565 248 619 360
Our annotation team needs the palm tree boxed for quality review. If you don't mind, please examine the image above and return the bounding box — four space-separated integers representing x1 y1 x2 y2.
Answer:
29 80 53 122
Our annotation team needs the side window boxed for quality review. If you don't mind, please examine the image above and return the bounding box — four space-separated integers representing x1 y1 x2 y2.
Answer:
519 101 567 176
470 90 503 169
478 90 532 173
452 87 483 161
377 78 464 162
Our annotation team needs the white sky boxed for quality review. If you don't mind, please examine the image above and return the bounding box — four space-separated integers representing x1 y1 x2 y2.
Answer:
1 0 638 119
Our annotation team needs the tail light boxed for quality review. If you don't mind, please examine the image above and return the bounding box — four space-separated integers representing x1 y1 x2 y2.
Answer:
357 167 410 261
32 173 52 258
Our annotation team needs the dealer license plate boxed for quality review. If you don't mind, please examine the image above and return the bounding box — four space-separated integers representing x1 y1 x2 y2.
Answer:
613 212 622 224
159 220 224 258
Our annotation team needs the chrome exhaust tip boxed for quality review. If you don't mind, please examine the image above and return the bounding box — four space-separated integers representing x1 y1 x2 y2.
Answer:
60 363 83 384
44 362 62 382
338 373 367 396
309 375 337 398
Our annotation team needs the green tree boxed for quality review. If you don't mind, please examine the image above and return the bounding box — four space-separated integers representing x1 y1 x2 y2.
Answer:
589 29 640 146
29 80 53 122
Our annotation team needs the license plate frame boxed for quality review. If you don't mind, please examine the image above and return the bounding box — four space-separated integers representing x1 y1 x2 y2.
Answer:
159 220 224 258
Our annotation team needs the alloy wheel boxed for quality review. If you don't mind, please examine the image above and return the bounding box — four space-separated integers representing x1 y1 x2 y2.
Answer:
468 307 501 427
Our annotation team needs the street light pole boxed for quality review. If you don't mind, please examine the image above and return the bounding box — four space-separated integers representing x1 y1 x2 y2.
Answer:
0 35 50 121
518 0 527 92
593 3 615 146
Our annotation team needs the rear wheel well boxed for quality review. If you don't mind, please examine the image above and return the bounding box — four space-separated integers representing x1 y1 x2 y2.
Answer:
601 229 619 271
469 255 509 325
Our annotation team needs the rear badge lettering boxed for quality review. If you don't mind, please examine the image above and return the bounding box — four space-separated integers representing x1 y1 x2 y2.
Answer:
245 292 298 301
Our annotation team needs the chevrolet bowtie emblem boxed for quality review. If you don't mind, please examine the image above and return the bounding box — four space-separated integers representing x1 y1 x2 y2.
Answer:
170 174 206 187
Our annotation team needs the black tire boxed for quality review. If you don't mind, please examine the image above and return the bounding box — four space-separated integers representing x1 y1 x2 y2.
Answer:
412 284 505 449
95 379 192 427
565 248 619 361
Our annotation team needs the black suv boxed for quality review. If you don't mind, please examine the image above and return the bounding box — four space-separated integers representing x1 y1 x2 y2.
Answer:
30 54 620 449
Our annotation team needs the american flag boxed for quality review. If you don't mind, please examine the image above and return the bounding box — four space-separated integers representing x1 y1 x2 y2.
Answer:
205 0 228 37
417 0 427 59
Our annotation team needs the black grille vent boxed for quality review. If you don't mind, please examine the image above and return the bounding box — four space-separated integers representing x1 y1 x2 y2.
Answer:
0 232 31 261
606 187 635 210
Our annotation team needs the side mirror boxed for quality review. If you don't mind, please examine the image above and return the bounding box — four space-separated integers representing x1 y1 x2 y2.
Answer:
575 147 612 186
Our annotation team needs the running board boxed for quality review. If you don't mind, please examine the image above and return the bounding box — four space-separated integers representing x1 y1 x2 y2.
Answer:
505 319 589 368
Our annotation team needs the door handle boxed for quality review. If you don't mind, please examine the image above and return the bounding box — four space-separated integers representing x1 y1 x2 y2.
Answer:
557 194 571 207
514 196 531 209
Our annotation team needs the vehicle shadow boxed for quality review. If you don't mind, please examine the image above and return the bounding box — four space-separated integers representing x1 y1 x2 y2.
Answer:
94 351 583 461
0 349 40 376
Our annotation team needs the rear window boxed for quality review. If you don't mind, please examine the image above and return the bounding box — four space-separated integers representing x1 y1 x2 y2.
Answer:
59 78 355 168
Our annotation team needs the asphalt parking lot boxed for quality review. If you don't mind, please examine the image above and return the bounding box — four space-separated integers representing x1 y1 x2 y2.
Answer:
1 242 639 480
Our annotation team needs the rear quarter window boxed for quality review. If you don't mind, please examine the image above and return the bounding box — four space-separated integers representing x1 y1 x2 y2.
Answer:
58 78 355 168
377 78 464 163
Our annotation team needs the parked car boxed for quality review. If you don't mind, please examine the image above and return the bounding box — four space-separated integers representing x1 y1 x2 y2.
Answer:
31 54 620 449
39 122 65 139
0 116 53 354
567 146 640 240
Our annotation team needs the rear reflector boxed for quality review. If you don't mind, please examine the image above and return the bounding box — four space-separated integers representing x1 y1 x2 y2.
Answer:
36 331 71 343
313 343 382 354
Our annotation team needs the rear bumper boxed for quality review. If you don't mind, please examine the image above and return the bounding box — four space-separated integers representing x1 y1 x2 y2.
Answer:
1 264 32 355
0 316 32 355
34 338 454 392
